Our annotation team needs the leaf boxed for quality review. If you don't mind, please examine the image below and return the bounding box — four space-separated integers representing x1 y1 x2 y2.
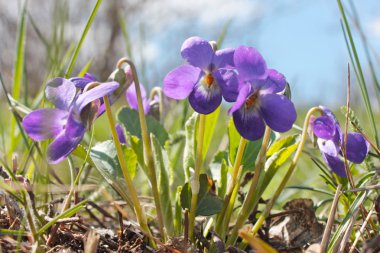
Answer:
90 140 137 180
253 135 300 207
239 230 278 253
151 135 174 235
183 112 197 179
202 106 220 160
180 174 223 216
117 107 168 146
209 151 228 198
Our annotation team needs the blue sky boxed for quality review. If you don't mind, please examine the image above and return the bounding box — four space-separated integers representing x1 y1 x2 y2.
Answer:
127 0 380 108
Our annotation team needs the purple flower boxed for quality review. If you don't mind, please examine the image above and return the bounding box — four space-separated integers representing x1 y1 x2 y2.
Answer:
116 124 127 145
70 73 97 89
311 106 369 177
126 82 151 115
23 78 119 164
163 36 236 114
229 46 297 141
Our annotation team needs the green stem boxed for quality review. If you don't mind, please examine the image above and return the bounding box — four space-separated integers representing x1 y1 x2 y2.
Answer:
226 126 272 246
188 113 206 240
244 106 323 244
118 58 166 241
215 138 247 236
103 95 156 248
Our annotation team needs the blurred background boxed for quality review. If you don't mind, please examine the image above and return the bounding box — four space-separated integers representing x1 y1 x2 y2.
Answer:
1 0 380 109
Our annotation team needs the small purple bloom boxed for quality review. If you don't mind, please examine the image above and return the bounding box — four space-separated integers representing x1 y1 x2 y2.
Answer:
23 78 119 164
116 124 127 145
312 106 369 177
163 36 236 114
126 82 151 115
69 73 97 89
229 46 297 141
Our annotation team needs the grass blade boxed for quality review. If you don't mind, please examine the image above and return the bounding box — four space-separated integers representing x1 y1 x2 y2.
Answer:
65 0 103 78
337 0 379 147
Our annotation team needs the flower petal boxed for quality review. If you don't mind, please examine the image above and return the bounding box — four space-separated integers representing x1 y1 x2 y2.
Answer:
233 108 265 141
47 133 83 164
234 46 268 81
213 48 235 69
188 80 222 114
22 108 68 141
116 124 127 145
126 83 150 114
346 132 369 163
258 69 286 94
228 84 253 114
163 64 201 100
321 153 347 177
75 81 119 112
312 115 336 140
181 36 214 69
216 69 240 102
260 94 296 132
45 78 76 110
317 138 340 157
65 111 87 139
70 73 97 89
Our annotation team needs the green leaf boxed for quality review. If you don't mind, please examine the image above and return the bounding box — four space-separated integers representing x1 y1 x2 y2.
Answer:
180 174 223 216
151 135 174 235
202 106 220 160
183 112 198 179
209 151 228 198
88 140 136 207
117 107 168 146
253 135 300 207
90 140 137 180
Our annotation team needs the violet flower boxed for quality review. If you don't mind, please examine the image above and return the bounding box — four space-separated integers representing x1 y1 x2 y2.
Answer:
126 82 151 115
229 46 297 141
23 78 119 164
163 36 236 114
311 107 369 177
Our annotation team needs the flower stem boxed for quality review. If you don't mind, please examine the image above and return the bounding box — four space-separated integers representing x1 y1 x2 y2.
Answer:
215 137 247 236
118 58 166 241
103 95 156 248
241 106 323 247
188 113 206 240
226 126 272 246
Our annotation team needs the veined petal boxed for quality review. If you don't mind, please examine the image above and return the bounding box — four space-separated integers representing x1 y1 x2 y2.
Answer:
258 69 286 94
228 84 253 114
312 115 336 140
45 78 76 110
234 46 268 81
216 69 239 102
260 94 296 132
22 108 68 141
126 83 150 114
75 81 119 112
233 107 265 141
181 36 214 69
47 133 83 164
65 110 88 139
317 138 340 157
163 64 201 100
346 132 369 163
213 48 235 69
188 80 222 114
321 152 347 177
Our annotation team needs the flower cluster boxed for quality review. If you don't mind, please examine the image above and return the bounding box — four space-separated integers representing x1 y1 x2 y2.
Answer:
311 106 369 177
163 36 297 141
23 77 119 164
